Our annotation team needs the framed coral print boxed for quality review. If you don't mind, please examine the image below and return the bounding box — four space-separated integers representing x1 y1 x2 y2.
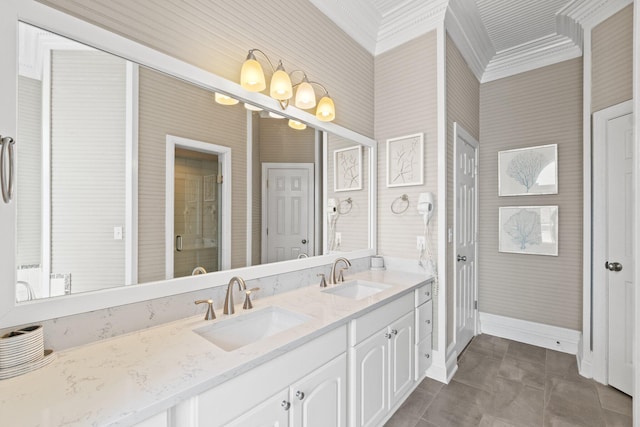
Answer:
386 133 424 187
334 145 362 192
499 206 558 256
498 144 557 196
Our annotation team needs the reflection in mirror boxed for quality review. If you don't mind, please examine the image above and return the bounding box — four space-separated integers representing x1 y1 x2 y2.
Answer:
14 21 373 303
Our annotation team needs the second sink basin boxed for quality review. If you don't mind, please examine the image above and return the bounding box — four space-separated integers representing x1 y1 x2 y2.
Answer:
193 306 311 352
321 280 392 300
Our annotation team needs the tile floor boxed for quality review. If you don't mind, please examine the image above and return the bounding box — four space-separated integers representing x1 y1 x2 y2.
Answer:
385 334 633 427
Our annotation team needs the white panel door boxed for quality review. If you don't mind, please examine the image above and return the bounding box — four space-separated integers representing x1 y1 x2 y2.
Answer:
354 331 387 427
292 353 347 427
453 123 479 356
262 164 314 263
224 388 290 427
606 112 634 395
388 312 414 409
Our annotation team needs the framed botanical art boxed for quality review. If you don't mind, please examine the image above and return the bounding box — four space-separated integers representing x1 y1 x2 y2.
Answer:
386 133 424 187
499 206 558 256
334 145 362 192
498 144 557 196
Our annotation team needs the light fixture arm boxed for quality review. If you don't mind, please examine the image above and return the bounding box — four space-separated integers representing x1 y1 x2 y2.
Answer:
289 70 330 97
246 48 278 73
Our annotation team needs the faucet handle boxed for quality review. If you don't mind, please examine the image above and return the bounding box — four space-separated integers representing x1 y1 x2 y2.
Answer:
243 288 260 310
195 299 216 320
317 273 327 288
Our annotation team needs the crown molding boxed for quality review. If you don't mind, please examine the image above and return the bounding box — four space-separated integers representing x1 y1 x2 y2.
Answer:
558 0 632 42
482 34 582 83
375 0 449 55
444 0 494 82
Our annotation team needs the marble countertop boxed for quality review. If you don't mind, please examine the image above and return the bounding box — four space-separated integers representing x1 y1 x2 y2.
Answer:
0 269 432 426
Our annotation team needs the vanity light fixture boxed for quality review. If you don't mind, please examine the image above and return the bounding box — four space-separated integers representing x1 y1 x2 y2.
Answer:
214 92 239 106
239 48 336 122
288 119 307 130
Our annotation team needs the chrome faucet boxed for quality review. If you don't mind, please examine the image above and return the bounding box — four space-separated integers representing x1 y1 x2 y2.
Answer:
223 276 247 315
329 257 351 284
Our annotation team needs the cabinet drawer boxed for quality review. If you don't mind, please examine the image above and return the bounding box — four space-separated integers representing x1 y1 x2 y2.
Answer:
350 292 413 345
416 299 433 342
415 281 433 306
416 334 432 378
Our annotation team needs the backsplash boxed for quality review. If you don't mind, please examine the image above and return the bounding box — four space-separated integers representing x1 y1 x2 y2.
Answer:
32 257 370 351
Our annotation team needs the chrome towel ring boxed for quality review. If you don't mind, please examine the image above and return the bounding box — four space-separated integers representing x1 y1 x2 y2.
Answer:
337 197 352 214
0 135 15 204
391 194 409 214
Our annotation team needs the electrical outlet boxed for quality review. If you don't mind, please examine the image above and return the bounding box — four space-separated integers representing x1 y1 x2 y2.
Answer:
335 232 342 245
416 236 425 250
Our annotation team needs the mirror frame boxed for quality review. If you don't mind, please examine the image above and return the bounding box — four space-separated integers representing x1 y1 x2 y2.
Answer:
0 0 377 328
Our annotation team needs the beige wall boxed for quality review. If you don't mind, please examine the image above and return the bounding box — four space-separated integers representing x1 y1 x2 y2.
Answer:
479 58 583 330
138 67 247 283
374 31 439 347
446 35 480 348
38 0 374 138
592 4 633 113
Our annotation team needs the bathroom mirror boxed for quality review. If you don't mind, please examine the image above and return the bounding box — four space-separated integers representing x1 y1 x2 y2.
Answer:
11 20 373 302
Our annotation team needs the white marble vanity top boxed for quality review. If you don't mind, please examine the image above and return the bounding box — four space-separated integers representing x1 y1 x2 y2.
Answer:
0 269 432 426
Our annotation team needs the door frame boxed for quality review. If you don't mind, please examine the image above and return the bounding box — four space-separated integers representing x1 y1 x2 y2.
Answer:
452 122 479 356
261 162 315 264
592 99 633 384
165 134 231 279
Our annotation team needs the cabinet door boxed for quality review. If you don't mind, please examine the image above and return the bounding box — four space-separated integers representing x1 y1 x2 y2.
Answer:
354 330 388 427
291 353 347 427
224 388 290 427
389 311 414 409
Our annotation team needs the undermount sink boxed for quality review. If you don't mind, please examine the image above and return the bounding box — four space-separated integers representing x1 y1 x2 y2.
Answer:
321 280 392 300
193 306 311 352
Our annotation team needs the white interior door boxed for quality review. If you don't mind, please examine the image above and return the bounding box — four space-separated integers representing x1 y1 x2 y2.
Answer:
453 123 478 356
262 163 314 263
605 109 634 395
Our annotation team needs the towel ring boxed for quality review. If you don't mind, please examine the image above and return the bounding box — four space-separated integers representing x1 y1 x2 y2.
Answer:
391 194 409 214
338 197 352 214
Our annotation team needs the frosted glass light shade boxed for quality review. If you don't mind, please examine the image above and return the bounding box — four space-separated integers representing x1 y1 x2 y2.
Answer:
270 69 293 100
294 81 316 109
288 119 307 130
268 111 285 119
241 59 266 92
214 92 239 105
316 96 335 122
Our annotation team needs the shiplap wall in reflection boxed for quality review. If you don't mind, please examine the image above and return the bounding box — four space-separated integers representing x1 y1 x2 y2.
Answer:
16 76 42 267
374 31 439 348
591 4 633 113
50 51 126 293
138 67 246 283
38 0 374 138
326 135 369 252
446 35 480 348
479 58 583 330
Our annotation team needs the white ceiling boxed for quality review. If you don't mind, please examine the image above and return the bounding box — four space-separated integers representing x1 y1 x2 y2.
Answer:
308 0 632 82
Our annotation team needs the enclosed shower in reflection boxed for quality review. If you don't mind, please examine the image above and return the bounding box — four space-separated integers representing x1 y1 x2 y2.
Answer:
173 148 220 278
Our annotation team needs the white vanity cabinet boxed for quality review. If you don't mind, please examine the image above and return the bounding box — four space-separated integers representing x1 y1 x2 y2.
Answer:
350 293 415 427
415 281 433 379
228 353 347 427
187 325 347 427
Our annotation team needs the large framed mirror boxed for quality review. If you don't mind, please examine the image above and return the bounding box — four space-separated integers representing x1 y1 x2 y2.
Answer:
0 1 376 327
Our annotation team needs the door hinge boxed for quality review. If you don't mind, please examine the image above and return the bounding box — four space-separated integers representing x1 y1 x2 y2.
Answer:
474 300 478 310
217 175 223 184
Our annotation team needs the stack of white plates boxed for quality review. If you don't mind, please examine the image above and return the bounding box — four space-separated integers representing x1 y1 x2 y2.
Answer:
0 325 55 379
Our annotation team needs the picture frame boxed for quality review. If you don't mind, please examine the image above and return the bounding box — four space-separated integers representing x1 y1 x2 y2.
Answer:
499 206 558 256
334 145 362 192
498 144 557 196
386 133 424 187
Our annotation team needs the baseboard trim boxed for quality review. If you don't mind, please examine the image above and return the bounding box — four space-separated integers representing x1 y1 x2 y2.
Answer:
425 348 458 384
479 312 581 355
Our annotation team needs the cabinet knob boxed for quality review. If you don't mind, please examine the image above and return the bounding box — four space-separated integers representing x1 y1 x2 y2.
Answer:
426 320 431 324
281 400 291 411
295 390 305 400
385 332 392 339
391 329 398 335
425 353 430 359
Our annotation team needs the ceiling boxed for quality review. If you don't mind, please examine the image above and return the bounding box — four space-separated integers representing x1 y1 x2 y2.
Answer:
308 0 631 82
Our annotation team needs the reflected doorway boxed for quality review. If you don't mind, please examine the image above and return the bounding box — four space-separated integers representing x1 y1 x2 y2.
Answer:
165 135 230 279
